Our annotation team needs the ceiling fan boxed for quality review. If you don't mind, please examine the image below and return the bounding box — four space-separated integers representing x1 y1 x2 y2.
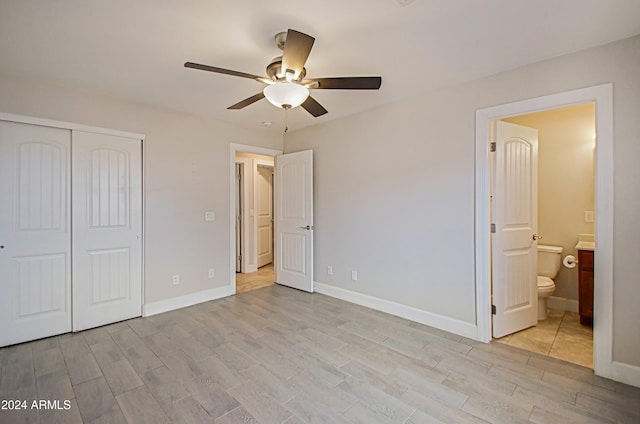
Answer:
184 29 382 117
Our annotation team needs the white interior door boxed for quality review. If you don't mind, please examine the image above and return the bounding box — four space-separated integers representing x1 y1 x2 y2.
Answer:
274 150 313 292
492 120 539 338
0 121 72 347
257 163 274 268
72 131 142 331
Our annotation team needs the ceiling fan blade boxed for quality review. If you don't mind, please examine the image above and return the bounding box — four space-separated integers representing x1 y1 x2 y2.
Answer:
306 76 382 90
227 92 265 110
281 29 315 77
301 96 328 117
184 62 265 81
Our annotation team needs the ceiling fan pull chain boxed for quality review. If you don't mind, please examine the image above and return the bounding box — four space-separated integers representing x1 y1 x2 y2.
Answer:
283 108 289 135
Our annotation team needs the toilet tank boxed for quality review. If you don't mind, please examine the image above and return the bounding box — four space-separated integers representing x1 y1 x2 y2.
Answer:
537 244 563 278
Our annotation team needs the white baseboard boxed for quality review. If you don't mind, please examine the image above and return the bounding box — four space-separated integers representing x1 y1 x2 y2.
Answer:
547 296 579 313
611 361 640 388
143 285 234 317
314 282 478 340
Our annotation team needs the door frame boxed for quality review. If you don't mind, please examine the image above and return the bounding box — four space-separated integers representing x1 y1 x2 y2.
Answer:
474 84 613 378
235 162 243 272
229 143 282 293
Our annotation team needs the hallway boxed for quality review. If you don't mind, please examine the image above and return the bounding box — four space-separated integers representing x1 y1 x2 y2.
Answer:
236 264 275 293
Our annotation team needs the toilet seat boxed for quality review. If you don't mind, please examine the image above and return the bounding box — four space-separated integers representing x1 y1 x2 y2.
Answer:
537 276 554 288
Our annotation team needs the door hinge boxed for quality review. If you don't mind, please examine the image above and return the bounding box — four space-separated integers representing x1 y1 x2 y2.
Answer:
491 304 496 315
490 142 496 152
490 223 496 233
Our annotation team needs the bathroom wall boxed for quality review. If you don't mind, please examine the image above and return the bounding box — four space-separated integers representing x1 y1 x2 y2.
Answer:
504 103 595 306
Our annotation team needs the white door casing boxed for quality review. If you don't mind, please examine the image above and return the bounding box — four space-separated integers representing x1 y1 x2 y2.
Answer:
257 163 274 268
72 131 142 331
275 150 314 292
235 163 242 271
0 121 72 347
492 121 539 338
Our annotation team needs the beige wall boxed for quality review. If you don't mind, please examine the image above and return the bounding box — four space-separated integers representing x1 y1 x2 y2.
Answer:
286 34 640 367
0 75 282 305
504 103 595 302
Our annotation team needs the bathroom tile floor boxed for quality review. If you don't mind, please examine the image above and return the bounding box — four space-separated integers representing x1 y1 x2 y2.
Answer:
494 308 594 368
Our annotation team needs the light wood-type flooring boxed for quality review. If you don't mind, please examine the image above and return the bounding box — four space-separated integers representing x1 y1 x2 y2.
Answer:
1 285 638 423
495 308 594 368
236 264 275 293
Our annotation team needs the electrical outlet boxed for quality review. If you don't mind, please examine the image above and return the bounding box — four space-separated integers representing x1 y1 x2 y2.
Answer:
208 268 215 278
172 275 180 285
351 270 358 281
327 266 333 275
205 211 215 221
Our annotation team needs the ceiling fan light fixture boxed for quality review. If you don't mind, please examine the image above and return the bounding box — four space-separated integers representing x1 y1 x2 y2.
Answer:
263 82 309 110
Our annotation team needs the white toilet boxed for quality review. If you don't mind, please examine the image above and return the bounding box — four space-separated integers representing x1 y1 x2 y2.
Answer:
537 244 563 320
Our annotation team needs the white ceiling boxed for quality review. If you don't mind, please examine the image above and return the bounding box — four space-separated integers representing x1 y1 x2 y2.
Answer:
1 0 640 133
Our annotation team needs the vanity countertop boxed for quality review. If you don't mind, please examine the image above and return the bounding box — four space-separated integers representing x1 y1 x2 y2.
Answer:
576 234 595 251
575 241 595 251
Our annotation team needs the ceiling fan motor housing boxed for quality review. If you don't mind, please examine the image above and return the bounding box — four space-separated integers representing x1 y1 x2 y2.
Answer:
274 31 287 50
267 56 306 81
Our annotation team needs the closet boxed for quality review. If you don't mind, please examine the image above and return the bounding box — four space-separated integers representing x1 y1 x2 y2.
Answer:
0 116 143 347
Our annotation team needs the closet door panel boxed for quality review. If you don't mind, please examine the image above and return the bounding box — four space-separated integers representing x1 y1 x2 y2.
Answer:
0 121 72 347
72 131 142 331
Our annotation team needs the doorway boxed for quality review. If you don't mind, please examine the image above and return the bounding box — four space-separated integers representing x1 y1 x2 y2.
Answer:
229 144 315 294
491 103 595 368
474 84 614 379
229 144 282 294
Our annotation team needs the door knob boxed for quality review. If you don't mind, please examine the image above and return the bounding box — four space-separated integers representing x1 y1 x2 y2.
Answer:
532 234 543 241
300 225 313 230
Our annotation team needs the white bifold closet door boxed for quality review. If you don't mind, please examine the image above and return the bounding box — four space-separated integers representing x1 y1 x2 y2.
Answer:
0 121 142 347
72 131 142 332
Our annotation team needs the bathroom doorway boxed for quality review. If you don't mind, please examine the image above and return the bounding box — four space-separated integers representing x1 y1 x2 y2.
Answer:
475 84 614 378
491 103 596 368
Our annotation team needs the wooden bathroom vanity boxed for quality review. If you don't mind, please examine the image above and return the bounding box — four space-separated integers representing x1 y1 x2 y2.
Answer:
578 248 595 326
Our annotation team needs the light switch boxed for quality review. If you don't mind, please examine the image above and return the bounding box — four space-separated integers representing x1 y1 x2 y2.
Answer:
205 211 215 221
584 211 594 223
